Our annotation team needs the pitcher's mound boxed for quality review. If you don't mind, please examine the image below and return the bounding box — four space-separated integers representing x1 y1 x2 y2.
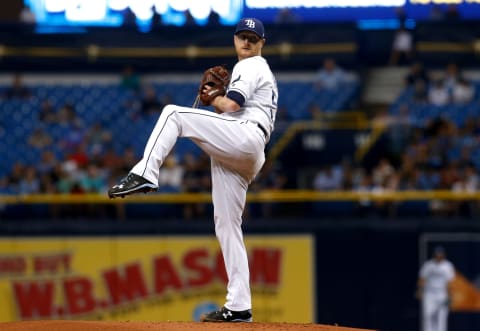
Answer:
0 320 375 331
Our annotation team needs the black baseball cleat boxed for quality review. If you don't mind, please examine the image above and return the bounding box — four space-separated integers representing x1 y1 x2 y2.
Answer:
108 173 157 198
200 306 252 322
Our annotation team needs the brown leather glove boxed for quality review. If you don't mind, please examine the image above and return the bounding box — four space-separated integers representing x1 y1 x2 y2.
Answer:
198 65 230 106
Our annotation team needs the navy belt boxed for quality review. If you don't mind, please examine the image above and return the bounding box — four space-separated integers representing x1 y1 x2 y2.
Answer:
257 123 268 138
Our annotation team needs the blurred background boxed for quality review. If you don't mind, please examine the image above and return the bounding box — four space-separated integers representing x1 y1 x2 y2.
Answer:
1 0 480 330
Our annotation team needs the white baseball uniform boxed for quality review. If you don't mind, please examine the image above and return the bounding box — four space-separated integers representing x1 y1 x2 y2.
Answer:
419 258 455 331
130 55 278 311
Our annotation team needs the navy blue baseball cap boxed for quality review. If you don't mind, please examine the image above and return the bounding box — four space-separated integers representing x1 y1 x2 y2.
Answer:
234 18 265 39
434 245 445 255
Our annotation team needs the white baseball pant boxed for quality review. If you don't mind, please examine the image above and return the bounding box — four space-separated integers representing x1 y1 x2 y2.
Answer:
422 292 449 331
131 104 266 311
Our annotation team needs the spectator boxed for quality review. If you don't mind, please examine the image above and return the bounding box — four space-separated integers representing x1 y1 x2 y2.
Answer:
372 158 395 187
39 172 57 194
443 62 460 92
101 147 123 175
79 164 106 193
120 146 138 174
120 65 140 92
18 166 40 194
252 159 288 191
313 165 343 191
389 26 414 66
339 158 354 190
372 173 399 218
405 62 429 87
140 85 163 115
413 80 428 104
66 142 90 170
43 163 64 193
354 174 374 217
454 164 478 192
38 99 57 123
417 166 440 190
428 79 449 106
2 74 31 100
28 127 53 149
399 165 421 190
182 152 209 219
4 162 25 193
452 77 474 104
313 58 347 90
56 161 82 194
37 150 57 177
248 160 287 218
86 122 113 156
58 121 85 153
158 154 184 192
57 102 83 128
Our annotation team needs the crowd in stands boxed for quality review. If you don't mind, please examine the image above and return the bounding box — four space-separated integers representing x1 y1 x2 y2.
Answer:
311 60 480 217
312 116 480 218
0 72 295 219
1 56 479 219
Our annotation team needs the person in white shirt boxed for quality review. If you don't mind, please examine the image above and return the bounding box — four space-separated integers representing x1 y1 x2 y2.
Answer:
389 26 414 65
314 58 347 90
428 79 450 106
452 77 474 104
417 246 455 331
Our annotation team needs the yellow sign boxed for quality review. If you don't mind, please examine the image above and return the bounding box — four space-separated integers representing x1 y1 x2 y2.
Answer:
0 235 313 323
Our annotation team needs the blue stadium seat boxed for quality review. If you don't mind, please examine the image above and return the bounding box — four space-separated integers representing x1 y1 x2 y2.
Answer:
0 79 360 178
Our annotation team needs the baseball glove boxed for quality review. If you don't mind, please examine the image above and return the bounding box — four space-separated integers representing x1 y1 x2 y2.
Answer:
195 65 230 107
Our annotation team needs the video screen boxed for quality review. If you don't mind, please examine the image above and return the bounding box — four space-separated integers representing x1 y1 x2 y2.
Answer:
24 0 480 32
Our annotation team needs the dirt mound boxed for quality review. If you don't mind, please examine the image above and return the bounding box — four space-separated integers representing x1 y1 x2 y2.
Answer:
0 320 375 331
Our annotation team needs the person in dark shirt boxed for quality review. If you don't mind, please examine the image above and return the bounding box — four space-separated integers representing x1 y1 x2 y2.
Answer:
3 74 31 100
406 62 429 87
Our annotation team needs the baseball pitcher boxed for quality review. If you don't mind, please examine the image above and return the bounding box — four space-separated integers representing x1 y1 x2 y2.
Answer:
108 18 278 322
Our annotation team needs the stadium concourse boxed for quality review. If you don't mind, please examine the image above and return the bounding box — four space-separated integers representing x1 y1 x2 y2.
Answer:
0 320 376 331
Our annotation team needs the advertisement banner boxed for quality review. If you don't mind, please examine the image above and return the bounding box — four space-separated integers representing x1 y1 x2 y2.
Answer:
0 235 313 323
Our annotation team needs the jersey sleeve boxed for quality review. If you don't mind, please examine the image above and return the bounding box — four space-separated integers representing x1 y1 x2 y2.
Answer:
419 262 429 278
227 58 258 103
446 262 455 281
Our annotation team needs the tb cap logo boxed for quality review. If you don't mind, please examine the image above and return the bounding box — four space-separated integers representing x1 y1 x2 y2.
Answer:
245 19 255 28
